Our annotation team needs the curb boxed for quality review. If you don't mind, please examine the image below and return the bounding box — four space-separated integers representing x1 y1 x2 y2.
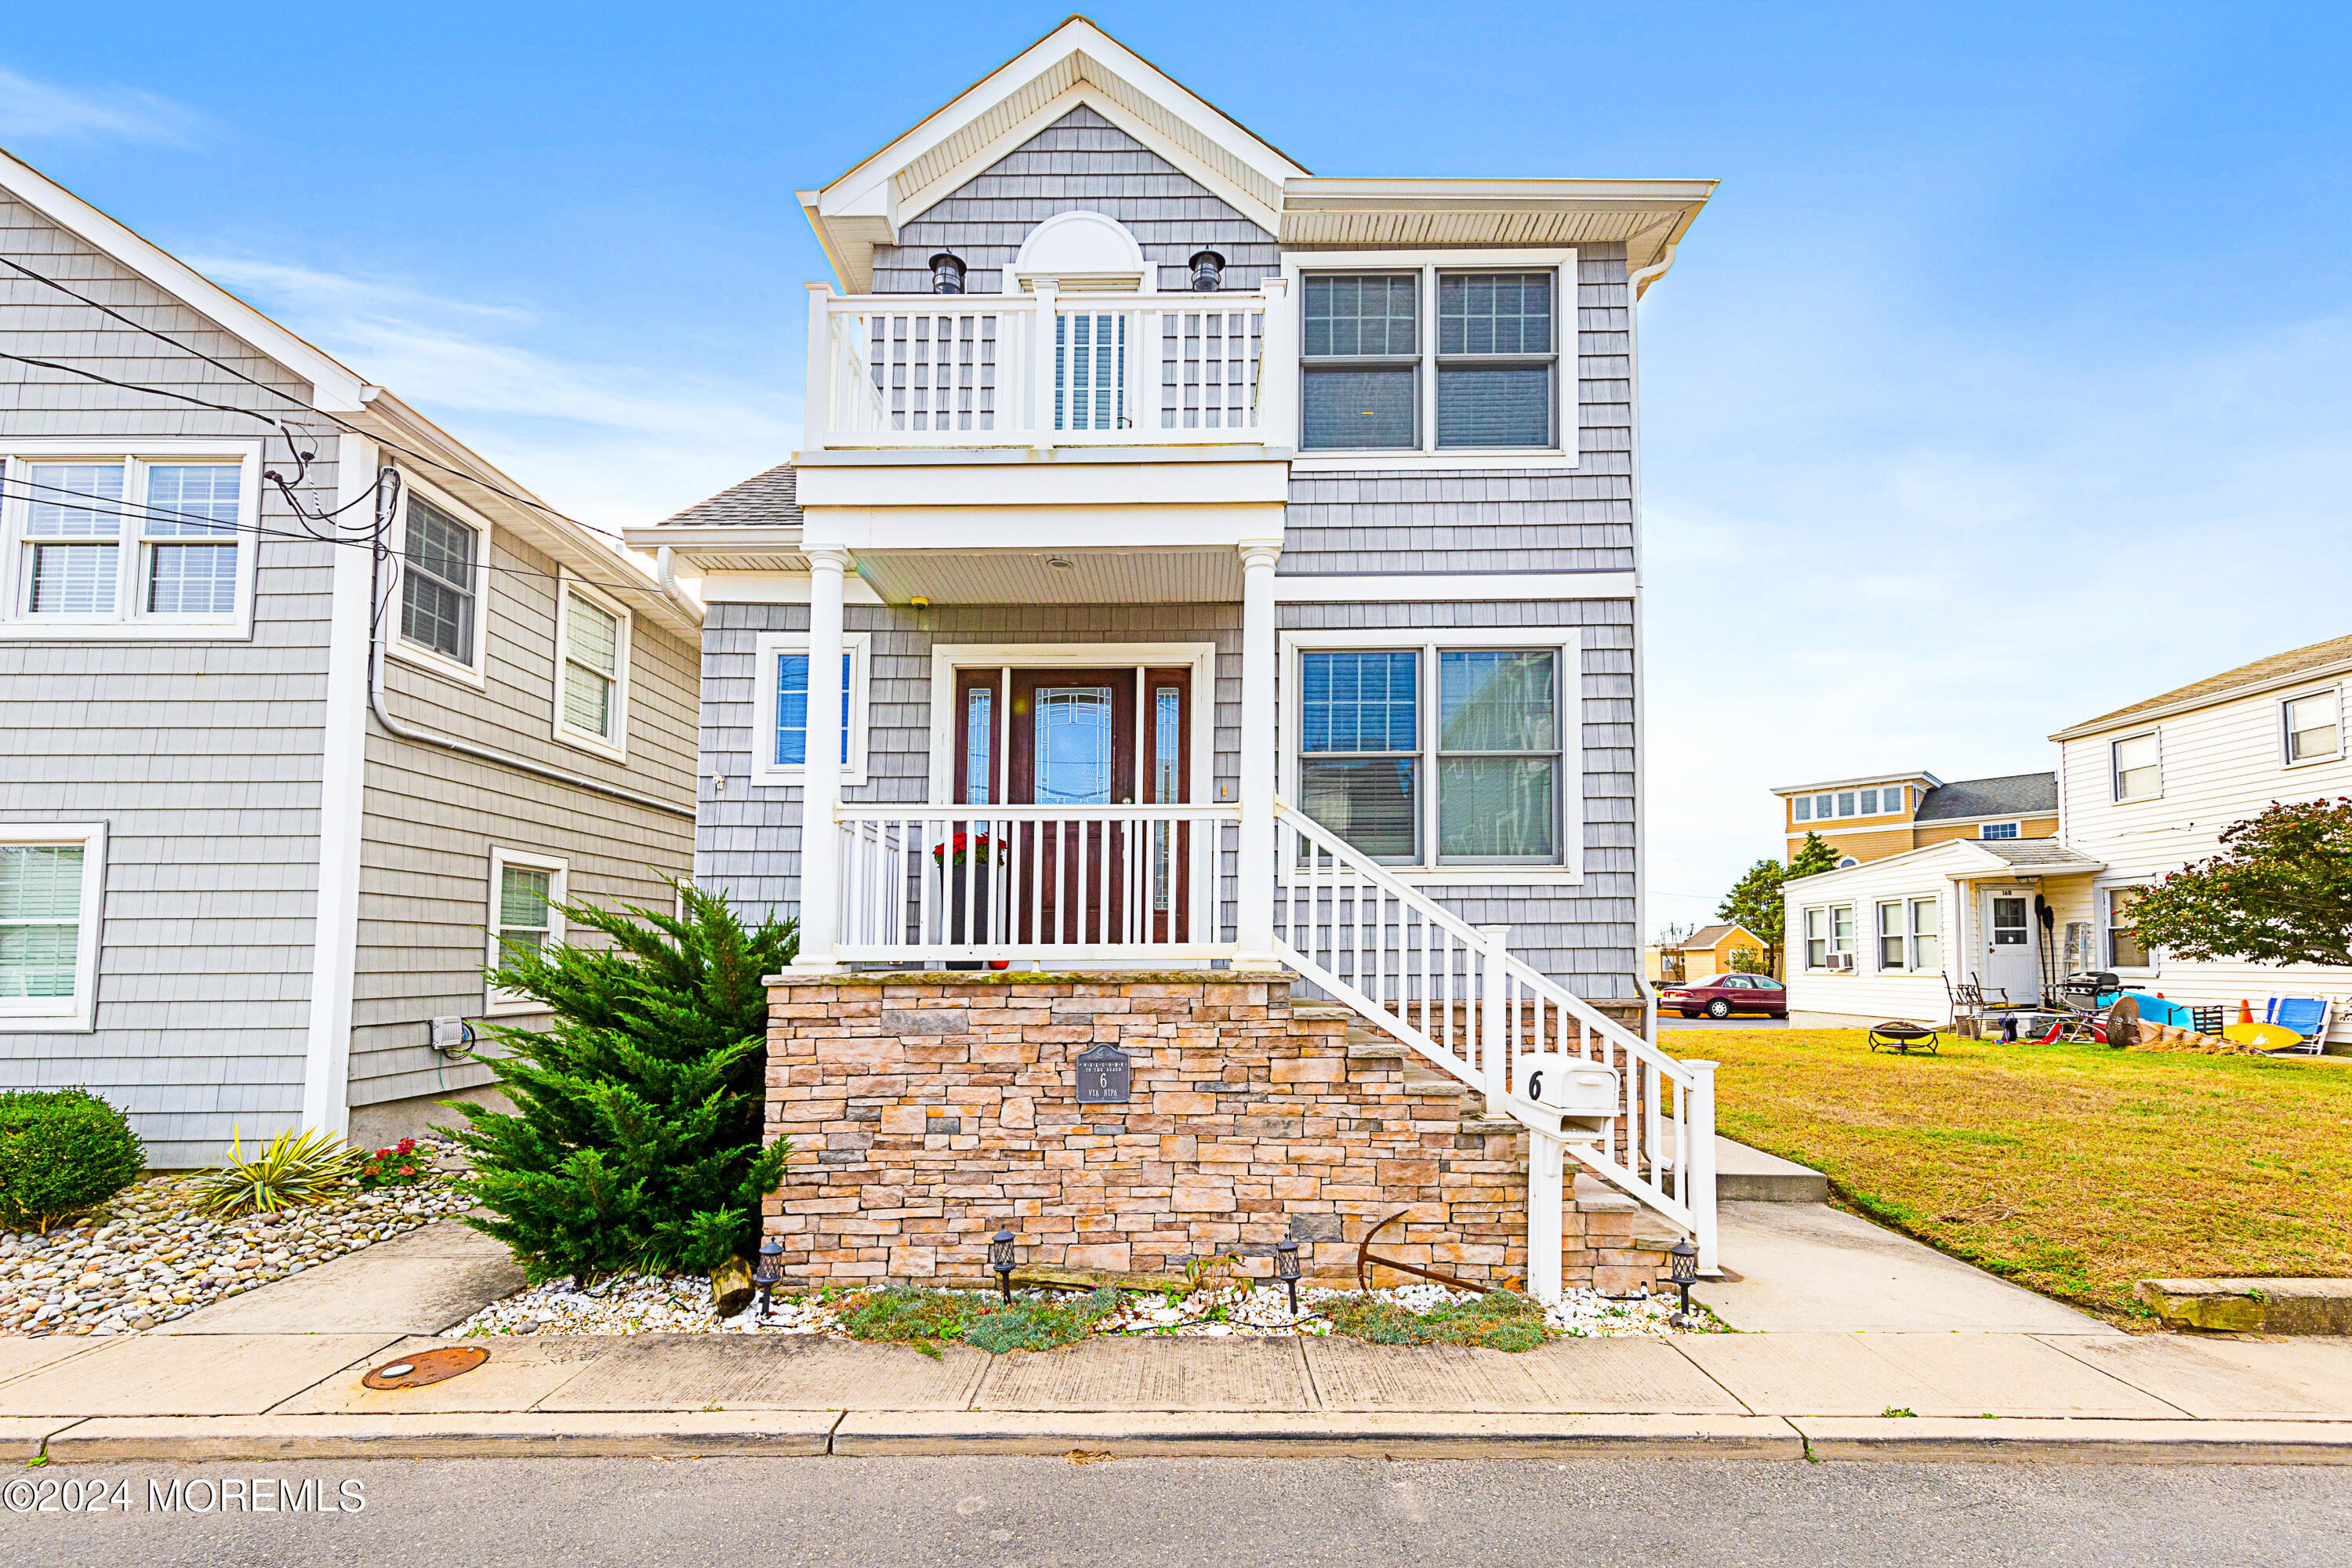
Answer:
20 1410 2352 1465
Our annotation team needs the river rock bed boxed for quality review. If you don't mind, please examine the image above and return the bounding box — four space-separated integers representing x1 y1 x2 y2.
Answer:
457 1272 1703 1340
0 1142 475 1338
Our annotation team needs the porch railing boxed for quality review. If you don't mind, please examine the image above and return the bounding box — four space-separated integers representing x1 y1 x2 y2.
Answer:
833 804 1239 964
1270 800 1719 1271
808 290 1275 450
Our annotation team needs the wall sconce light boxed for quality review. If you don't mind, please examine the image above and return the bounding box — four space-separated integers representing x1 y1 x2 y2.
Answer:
930 253 967 295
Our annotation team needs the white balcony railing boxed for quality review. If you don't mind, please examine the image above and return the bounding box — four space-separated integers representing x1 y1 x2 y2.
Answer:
833 804 1239 964
806 287 1285 451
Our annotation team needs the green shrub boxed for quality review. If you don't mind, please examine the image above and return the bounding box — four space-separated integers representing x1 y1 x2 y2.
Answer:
1320 1288 1554 1352
448 883 796 1286
0 1089 146 1234
840 1285 1122 1356
192 1127 364 1217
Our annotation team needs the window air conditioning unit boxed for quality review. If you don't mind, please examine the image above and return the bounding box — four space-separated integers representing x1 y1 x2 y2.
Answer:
1828 953 1854 971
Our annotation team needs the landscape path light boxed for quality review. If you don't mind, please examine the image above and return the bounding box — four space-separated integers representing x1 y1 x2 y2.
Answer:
753 1236 785 1319
1274 1239 1301 1316
989 1228 1018 1305
1668 1239 1700 1327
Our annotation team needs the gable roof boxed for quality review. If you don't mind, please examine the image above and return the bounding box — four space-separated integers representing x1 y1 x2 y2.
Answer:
1671 923 1761 952
800 17 1715 293
1914 771 2058 822
2053 633 2352 740
1972 839 2103 870
656 463 801 530
1785 834 2106 891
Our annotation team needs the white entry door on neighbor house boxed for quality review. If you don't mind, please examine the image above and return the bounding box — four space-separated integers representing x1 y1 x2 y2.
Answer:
1978 888 2042 1004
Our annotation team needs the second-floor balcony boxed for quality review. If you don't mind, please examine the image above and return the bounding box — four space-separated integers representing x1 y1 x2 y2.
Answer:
805 278 1292 456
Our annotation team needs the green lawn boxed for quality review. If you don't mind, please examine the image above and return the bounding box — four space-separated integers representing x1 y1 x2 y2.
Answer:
1664 1028 2352 1317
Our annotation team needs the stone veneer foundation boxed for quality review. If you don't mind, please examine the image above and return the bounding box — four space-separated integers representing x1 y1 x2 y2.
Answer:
762 971 1661 1294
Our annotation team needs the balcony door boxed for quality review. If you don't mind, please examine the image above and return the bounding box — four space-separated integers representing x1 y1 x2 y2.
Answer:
953 666 1192 944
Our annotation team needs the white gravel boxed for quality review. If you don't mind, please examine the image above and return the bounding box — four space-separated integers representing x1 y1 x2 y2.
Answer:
0 1140 474 1338
456 1271 1715 1340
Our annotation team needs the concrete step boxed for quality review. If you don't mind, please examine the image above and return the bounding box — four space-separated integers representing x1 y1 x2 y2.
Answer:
1647 1127 1830 1203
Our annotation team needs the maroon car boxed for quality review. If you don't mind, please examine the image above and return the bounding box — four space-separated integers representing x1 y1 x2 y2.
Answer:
1661 974 1787 1019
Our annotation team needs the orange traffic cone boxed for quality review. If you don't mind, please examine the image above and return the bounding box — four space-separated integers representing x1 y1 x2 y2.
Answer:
2238 999 2254 1025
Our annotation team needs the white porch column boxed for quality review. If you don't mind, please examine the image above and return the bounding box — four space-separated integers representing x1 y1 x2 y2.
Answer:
792 544 851 971
1234 538 1284 967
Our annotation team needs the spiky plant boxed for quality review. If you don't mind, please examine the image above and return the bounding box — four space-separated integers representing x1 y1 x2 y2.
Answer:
445 882 796 1287
192 1127 365 1218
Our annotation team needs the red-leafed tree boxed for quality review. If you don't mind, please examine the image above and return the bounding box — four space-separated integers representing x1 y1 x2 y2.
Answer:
2128 797 2352 968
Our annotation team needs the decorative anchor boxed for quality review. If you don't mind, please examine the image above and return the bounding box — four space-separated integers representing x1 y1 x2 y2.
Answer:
1353 1208 1492 1296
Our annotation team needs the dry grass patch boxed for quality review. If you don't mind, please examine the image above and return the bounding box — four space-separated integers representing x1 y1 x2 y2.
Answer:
1668 1028 2352 1316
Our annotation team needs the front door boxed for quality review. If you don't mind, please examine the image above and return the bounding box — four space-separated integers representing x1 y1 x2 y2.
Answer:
1979 889 2040 1004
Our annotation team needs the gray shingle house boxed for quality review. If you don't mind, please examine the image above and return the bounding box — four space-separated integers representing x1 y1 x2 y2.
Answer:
626 20 1727 1275
1 148 702 1166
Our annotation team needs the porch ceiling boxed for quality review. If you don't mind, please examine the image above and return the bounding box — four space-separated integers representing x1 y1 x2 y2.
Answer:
852 546 1241 605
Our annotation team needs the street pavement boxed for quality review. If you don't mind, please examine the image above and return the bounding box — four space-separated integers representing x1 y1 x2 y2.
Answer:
2 1454 2347 1566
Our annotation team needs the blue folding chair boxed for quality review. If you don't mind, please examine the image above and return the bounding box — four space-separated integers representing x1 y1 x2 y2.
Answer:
2262 996 2334 1055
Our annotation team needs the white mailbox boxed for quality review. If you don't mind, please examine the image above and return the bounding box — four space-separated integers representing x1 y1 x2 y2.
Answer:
1518 1054 1620 1142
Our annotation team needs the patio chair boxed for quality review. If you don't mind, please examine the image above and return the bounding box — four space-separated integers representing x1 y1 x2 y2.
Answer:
2260 996 2333 1055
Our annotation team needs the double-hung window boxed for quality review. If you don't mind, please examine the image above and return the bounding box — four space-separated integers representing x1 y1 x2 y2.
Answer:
2112 732 2160 800
399 494 481 670
2 449 256 636
1803 908 1827 969
1436 271 1554 448
2106 886 2149 969
555 583 630 754
1877 901 1907 970
1298 263 1563 454
1301 275 1420 450
1909 898 1940 970
0 825 104 1029
1294 638 1566 869
2284 690 2339 764
487 849 565 1013
753 631 869 786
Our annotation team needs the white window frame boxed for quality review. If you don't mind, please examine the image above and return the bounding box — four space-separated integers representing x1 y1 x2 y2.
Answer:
2281 686 2342 768
1909 896 1942 973
922 642 1218 808
0 441 262 641
1979 821 2021 840
1875 899 1907 971
0 822 106 1031
2111 731 2161 802
752 630 872 788
387 473 492 690
1802 903 1856 971
1279 626 1583 885
1791 795 1811 822
552 570 633 760
1281 248 1580 471
1802 906 1827 970
486 848 567 1015
2100 882 2157 975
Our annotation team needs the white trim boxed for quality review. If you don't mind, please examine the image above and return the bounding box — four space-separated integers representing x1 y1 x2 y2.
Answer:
1977 822 2023 840
752 630 873 788
0 441 263 641
387 470 492 690
1277 250 1580 469
1874 898 1908 972
1277 626 1584 884
1272 572 1634 603
2096 880 2158 978
551 569 633 761
923 642 1217 808
301 434 376 1138
2280 684 2343 768
486 848 567 1016
685 572 885 607
2051 655 2352 741
0 821 106 1031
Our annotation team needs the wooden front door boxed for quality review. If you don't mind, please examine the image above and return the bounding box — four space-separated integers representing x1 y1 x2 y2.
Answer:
1008 670 1134 945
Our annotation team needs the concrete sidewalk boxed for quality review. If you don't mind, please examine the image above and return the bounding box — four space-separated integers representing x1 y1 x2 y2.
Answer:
5 1324 2348 1465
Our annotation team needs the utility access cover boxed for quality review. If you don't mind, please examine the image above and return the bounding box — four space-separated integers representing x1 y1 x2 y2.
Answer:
362 1346 490 1389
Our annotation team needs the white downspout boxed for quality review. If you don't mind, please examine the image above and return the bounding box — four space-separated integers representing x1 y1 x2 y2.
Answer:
1625 241 1676 1050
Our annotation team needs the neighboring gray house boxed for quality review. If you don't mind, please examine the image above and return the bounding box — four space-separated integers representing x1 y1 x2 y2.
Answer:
626 19 1711 1023
1 148 701 1166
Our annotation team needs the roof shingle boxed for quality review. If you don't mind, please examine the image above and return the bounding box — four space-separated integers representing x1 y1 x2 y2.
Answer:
2061 633 2352 735
1915 772 2058 822
652 463 800 529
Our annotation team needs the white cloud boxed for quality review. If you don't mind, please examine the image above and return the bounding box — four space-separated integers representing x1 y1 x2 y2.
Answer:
0 65 206 146
185 254 798 531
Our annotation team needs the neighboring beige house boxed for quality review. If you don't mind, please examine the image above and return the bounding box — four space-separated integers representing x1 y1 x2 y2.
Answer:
1650 923 1765 984
1772 771 2059 869
1785 633 2352 1053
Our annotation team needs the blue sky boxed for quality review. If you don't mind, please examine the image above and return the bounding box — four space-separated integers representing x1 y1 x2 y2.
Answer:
6 2 2350 927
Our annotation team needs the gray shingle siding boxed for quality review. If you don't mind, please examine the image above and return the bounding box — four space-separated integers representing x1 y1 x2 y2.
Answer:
353 523 700 1108
1 193 332 1167
873 105 1279 296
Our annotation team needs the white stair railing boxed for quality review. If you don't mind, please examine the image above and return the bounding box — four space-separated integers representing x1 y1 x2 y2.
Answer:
1270 800 1718 1270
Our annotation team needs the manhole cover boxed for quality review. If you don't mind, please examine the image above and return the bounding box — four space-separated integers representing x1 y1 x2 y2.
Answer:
362 1346 489 1390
